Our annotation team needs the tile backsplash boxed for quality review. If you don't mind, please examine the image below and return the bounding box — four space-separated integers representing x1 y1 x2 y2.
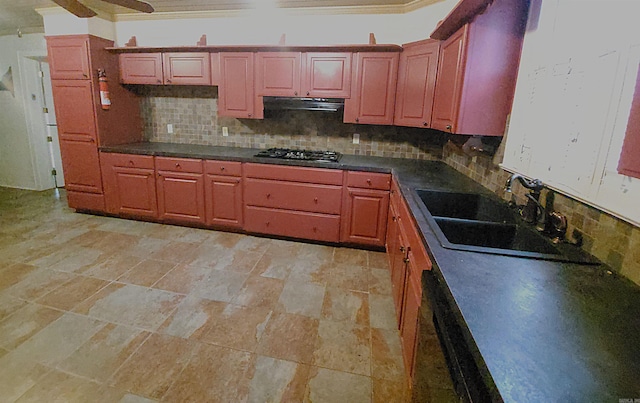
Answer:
138 86 445 160
136 86 640 287
443 141 640 286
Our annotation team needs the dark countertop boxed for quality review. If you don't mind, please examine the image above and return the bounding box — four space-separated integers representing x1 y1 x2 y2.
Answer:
101 142 640 401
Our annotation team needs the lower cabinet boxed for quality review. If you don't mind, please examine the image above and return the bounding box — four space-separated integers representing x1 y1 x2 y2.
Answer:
401 253 422 381
101 153 157 218
204 160 243 228
155 157 205 224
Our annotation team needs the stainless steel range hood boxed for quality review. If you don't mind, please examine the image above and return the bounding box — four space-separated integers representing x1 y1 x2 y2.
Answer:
262 96 344 112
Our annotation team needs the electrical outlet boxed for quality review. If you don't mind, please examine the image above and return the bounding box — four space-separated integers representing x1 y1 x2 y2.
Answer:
167 124 173 134
222 127 229 137
353 133 360 144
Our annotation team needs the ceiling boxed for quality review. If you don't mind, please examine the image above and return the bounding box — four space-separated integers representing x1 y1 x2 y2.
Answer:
0 0 438 37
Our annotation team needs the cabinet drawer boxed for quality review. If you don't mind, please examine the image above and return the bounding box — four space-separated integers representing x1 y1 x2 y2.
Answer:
346 171 391 190
102 153 155 169
156 157 203 173
245 206 340 243
244 163 343 185
204 160 242 177
244 178 342 214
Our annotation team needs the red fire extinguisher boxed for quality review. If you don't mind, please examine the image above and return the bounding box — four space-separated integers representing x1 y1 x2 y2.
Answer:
98 69 111 110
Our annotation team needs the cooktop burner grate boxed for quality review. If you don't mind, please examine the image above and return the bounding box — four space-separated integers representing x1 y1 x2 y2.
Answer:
254 148 341 163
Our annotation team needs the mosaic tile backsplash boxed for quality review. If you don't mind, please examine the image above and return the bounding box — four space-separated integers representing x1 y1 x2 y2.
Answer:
443 141 640 286
138 86 445 160
137 86 639 287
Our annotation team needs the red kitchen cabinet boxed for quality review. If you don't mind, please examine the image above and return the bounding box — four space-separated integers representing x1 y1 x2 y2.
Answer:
618 61 640 179
51 80 98 142
344 52 399 125
256 52 302 97
119 53 164 84
341 171 390 247
59 139 103 195
394 39 440 128
431 0 529 135
219 52 263 119
303 52 352 98
163 52 211 85
156 157 206 224
46 35 90 80
204 160 243 228
401 257 422 381
100 153 157 218
389 202 409 324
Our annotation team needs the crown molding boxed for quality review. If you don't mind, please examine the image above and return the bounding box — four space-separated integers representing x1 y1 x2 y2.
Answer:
36 6 115 22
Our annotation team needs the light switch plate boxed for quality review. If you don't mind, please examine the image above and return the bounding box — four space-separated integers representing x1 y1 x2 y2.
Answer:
353 133 360 144
167 124 173 134
222 127 229 137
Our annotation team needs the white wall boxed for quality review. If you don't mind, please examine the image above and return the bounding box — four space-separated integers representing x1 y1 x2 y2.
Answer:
0 33 48 190
503 0 640 226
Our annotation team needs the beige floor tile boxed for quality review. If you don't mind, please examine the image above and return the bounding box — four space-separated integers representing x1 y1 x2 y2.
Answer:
369 268 393 295
157 295 226 339
74 283 183 331
2 268 74 301
47 247 107 274
199 303 272 352
0 351 51 402
369 294 398 330
211 249 264 274
313 320 371 376
264 238 303 258
185 244 233 269
149 241 200 263
257 312 319 364
287 260 332 285
0 239 58 265
247 356 310 403
321 287 369 326
368 251 390 270
305 367 372 403
0 294 28 322
12 313 105 366
126 237 171 259
84 254 144 281
327 263 369 292
333 247 368 266
15 369 123 403
277 279 325 318
0 303 64 350
233 235 272 254
297 243 335 263
110 333 196 400
37 275 110 311
232 274 284 309
371 328 405 382
372 377 409 403
252 253 296 280
162 343 255 402
118 259 177 287
58 323 150 382
0 263 37 292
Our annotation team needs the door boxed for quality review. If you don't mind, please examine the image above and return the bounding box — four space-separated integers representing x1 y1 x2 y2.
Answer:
303 52 352 98
163 53 211 85
41 61 65 187
58 139 102 194
157 171 206 224
119 53 163 84
219 53 260 118
341 187 389 247
256 52 301 97
205 174 243 228
46 36 90 80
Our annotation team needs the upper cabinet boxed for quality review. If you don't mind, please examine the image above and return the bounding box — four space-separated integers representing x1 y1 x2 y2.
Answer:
218 52 263 119
120 52 211 85
47 35 90 80
303 52 352 98
256 52 302 97
394 39 440 128
430 0 529 135
344 52 399 125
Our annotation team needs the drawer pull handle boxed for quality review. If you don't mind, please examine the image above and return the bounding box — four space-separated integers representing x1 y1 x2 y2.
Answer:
220 167 225 171
400 246 405 252
175 163 181 168
314 197 318 203
392 216 397 222
367 179 372 185
265 221 270 227
266 193 271 199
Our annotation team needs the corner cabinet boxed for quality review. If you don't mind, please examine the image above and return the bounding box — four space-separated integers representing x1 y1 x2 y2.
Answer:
341 171 391 247
430 0 529 135
218 52 263 119
394 39 440 128
344 52 399 125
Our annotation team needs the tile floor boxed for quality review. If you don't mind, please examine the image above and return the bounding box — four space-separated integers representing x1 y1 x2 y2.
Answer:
0 187 415 402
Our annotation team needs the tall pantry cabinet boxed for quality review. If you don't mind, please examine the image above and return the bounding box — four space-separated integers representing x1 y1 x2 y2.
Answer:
46 35 142 211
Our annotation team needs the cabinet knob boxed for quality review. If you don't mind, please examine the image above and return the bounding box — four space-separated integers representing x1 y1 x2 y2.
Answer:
157 79 162 84
166 79 172 83
83 73 88 78
366 179 372 185
89 138 95 143
403 257 410 264
294 91 298 96
248 113 252 117
128 160 134 166
423 121 428 126
220 166 225 171
314 197 318 203
266 193 271 199
355 118 359 123
392 216 397 222
175 163 181 168
399 246 405 252
446 124 452 131
265 221 270 227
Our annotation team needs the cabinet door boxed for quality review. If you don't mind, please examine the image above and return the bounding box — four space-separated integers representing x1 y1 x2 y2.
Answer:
219 52 262 119
344 52 398 125
157 171 206 224
341 187 389 247
163 52 211 85
119 53 164 85
256 52 302 97
59 139 102 194
394 40 440 128
47 36 90 80
101 154 157 217
400 260 421 382
431 25 468 133
303 52 352 98
205 174 243 228
51 80 97 142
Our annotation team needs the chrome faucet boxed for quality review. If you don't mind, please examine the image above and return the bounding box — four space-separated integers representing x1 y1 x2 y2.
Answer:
504 174 544 224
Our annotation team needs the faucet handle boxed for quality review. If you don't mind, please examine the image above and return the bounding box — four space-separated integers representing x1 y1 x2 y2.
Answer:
547 212 567 242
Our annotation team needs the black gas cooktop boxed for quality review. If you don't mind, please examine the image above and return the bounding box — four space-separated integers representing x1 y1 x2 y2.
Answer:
254 148 341 163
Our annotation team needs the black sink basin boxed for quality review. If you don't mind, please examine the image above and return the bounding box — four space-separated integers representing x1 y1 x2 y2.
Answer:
413 189 598 264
